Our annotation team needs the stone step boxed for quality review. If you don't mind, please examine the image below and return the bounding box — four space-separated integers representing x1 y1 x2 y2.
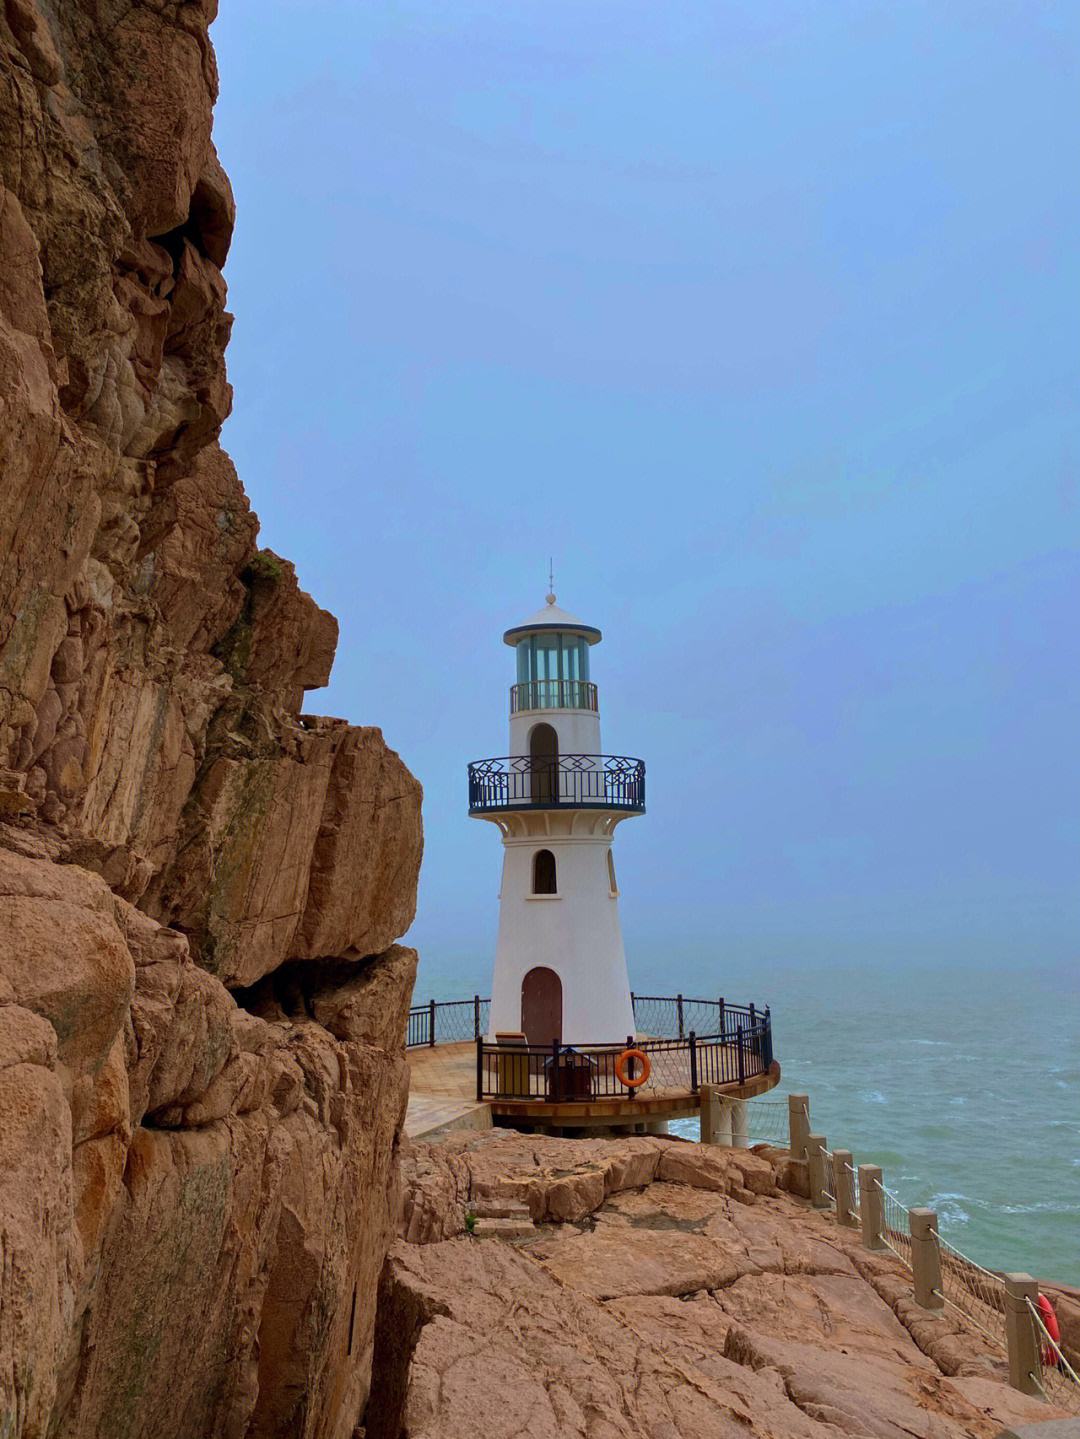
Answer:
470 1217 535 1241
471 1199 532 1220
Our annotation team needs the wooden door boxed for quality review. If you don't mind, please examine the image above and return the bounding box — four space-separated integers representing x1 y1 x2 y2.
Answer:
521 967 562 1045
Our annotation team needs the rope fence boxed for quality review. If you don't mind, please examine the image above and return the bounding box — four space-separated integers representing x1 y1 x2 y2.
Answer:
843 1160 860 1224
819 1139 836 1203
875 1178 914 1271
768 1091 1078 1412
1026 1297 1080 1413
932 1232 1007 1352
741 1099 789 1145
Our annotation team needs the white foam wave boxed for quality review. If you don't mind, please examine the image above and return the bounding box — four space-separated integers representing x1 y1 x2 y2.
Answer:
929 1192 974 1223
1000 1200 1080 1216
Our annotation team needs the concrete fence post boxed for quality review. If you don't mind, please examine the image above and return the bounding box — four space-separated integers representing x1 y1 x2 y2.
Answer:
858 1164 885 1250
788 1093 810 1159
806 1134 829 1208
700 1086 732 1146
1004 1273 1040 1396
833 1149 857 1227
909 1209 944 1309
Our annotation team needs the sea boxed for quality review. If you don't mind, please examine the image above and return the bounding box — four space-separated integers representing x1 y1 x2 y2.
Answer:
414 952 1080 1285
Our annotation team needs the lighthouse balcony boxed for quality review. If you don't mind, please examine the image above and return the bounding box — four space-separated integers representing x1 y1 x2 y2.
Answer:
468 753 645 814
510 679 599 714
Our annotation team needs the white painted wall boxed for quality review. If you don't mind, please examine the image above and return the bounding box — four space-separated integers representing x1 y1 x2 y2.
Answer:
488 833 636 1045
508 708 602 758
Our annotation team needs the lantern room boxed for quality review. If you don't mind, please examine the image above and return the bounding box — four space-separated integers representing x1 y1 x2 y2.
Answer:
504 597 601 714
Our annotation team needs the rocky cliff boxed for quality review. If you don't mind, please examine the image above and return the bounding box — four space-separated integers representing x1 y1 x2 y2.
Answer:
381 1132 1070 1438
0 3 423 1436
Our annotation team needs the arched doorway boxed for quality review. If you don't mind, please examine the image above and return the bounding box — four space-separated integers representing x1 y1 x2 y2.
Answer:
530 722 558 804
521 966 562 1045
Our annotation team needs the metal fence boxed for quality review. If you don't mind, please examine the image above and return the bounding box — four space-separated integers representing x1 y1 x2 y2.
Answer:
474 1017 774 1103
631 994 769 1052
406 993 773 1068
510 680 599 713
467 753 646 813
406 997 490 1048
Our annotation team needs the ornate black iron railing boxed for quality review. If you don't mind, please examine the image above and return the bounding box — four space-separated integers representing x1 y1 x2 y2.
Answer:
629 995 767 1045
406 996 490 1048
405 993 774 1103
474 1021 773 1103
510 679 599 713
406 994 766 1048
467 753 645 813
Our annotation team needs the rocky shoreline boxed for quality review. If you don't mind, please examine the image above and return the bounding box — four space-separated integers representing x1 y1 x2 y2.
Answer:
378 1128 1075 1438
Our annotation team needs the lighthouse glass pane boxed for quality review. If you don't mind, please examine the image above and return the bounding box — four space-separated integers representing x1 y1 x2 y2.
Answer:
534 634 558 683
513 634 591 708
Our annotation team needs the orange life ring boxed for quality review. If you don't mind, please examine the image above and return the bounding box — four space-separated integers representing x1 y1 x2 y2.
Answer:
1036 1293 1061 1366
614 1048 650 1088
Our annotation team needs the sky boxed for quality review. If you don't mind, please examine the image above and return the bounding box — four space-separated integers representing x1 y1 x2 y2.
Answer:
210 1 1079 991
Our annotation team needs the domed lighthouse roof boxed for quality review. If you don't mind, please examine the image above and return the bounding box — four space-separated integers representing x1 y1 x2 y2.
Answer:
502 593 602 647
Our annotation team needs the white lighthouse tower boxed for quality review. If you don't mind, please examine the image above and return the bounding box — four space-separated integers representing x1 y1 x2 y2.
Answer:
468 590 645 1047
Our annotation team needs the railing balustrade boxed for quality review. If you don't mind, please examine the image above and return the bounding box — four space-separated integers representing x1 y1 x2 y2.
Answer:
406 996 490 1048
472 1022 772 1102
510 679 599 713
405 993 773 1103
467 753 645 814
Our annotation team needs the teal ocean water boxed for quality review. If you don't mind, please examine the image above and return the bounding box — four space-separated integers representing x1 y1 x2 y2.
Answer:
664 957 1080 1287
414 953 1079 1284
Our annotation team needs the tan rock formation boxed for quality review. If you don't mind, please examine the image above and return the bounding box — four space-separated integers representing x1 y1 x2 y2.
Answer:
376 1131 1068 1438
0 3 423 1437
0 790 419 1439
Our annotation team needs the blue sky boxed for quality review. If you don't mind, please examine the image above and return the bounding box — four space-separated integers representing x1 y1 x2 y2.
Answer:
210 1 1079 986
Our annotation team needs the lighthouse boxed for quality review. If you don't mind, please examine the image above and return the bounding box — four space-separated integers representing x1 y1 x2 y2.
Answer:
467 591 646 1047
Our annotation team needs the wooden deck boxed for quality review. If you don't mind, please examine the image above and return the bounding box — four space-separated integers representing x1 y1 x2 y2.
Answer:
407 1040 780 1131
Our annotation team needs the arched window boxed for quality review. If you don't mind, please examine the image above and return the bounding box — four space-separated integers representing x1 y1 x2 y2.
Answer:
533 848 557 894
607 850 618 895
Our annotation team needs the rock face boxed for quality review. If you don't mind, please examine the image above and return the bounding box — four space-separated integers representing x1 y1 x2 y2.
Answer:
376 1131 1068 1438
0 4 423 1437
